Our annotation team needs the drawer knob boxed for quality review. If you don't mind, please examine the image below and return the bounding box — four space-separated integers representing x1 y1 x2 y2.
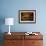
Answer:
32 42 35 44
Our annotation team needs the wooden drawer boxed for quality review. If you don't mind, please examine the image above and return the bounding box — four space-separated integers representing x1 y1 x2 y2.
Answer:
25 35 43 40
4 40 16 46
4 40 24 46
24 40 43 46
32 40 43 46
4 35 24 40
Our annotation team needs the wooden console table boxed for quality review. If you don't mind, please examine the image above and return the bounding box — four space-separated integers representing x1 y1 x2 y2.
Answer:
4 32 43 46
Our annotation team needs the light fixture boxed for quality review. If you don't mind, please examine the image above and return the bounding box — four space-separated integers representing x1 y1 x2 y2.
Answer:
5 18 14 35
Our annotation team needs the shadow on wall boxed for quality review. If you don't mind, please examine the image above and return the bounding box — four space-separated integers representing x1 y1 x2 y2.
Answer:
0 16 5 46
0 16 5 32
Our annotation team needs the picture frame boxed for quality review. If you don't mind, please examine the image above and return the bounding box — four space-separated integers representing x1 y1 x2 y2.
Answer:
19 10 36 24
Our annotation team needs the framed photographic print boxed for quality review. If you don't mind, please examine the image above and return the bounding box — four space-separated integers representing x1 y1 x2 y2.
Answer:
19 10 36 23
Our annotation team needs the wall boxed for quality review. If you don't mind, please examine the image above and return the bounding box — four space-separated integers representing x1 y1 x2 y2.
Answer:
0 0 46 46
0 0 46 32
